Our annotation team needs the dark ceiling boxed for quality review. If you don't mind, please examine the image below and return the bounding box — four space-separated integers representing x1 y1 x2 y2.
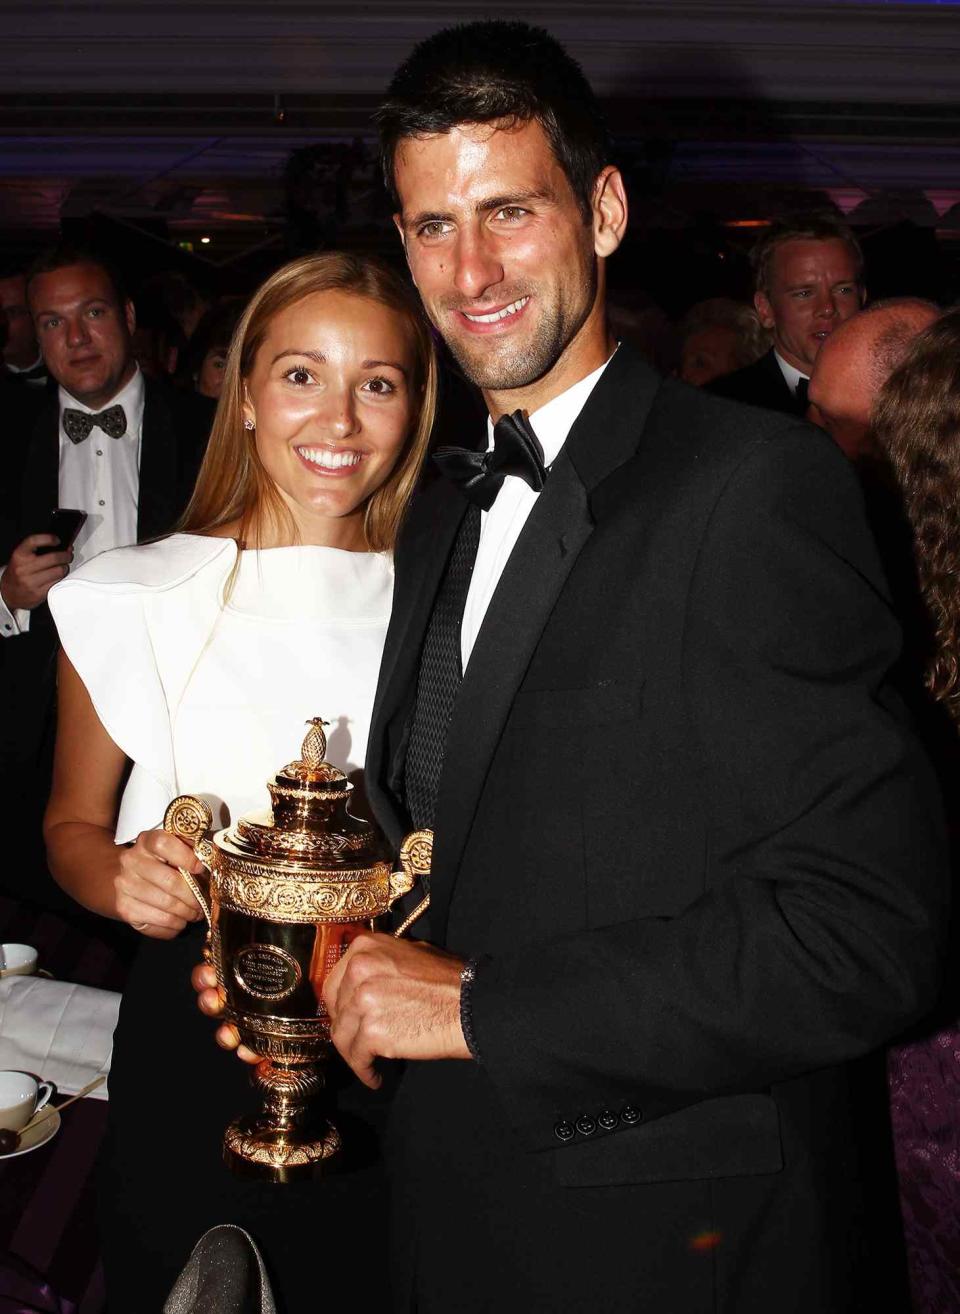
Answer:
1 1 958 306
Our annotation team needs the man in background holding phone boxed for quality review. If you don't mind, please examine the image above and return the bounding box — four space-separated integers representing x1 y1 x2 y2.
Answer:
1 246 210 629
0 244 211 911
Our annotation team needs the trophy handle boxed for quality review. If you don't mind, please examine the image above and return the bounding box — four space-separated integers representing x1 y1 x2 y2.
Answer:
390 829 433 938
163 795 215 930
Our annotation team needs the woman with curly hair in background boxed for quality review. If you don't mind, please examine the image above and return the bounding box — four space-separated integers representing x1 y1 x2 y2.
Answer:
873 306 960 1314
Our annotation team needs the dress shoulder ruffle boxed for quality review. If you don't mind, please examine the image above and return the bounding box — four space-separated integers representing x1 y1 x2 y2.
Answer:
53 533 235 592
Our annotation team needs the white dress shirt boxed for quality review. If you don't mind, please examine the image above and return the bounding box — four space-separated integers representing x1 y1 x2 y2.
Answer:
461 353 614 671
0 367 145 637
773 350 808 397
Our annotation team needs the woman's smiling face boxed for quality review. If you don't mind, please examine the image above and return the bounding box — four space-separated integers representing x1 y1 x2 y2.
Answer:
243 288 417 548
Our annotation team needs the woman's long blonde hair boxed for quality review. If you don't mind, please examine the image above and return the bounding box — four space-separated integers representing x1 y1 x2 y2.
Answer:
179 252 438 552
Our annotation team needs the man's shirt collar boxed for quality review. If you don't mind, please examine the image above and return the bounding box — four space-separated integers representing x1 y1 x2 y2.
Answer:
773 350 808 396
58 365 145 432
484 348 618 467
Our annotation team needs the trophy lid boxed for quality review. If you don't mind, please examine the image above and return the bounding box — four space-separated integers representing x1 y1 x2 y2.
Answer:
215 718 387 872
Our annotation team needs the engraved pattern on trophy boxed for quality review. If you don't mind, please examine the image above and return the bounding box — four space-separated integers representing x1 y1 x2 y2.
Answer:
234 819 372 856
164 718 426 1182
392 827 435 937
163 794 215 938
215 862 394 923
165 794 214 845
224 1127 342 1169
400 829 434 877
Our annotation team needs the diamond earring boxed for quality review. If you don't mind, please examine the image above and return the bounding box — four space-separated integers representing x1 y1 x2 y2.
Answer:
244 418 255 431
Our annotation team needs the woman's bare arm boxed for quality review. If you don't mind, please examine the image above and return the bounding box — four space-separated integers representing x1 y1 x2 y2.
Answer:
44 651 204 938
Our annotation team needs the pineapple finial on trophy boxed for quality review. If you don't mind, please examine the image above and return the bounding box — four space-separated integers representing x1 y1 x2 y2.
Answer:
278 717 345 790
301 717 330 769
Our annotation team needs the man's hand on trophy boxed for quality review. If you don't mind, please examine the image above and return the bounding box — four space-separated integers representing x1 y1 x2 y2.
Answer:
115 830 207 939
322 932 470 1090
191 963 262 1064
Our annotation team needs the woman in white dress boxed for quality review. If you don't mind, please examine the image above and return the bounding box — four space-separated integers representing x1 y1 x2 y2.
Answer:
43 252 437 1312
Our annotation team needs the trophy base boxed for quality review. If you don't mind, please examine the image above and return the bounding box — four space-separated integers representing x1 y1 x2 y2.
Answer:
223 1116 342 1183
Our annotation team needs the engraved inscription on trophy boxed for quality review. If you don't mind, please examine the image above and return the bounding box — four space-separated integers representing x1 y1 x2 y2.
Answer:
233 944 302 1001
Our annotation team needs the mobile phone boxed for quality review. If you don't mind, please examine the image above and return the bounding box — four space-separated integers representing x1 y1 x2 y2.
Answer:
35 508 88 555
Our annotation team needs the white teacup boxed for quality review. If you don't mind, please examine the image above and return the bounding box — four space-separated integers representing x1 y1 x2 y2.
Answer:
0 944 38 978
0 1071 54 1133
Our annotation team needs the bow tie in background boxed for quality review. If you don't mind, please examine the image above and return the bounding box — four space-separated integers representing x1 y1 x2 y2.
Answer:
62 403 127 444
794 376 810 414
433 409 547 510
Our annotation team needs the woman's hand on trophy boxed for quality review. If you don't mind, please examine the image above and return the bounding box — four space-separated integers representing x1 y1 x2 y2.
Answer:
322 932 471 1089
115 829 207 938
190 963 262 1064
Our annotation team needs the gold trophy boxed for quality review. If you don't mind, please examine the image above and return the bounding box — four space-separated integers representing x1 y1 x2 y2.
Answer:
163 717 431 1183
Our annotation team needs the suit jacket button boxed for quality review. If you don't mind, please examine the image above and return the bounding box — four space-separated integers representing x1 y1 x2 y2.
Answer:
620 1104 642 1125
575 1114 597 1137
554 1120 576 1142
597 1109 619 1131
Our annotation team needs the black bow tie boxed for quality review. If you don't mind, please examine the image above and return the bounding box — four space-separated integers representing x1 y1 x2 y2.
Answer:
62 403 127 444
432 410 547 511
794 377 810 414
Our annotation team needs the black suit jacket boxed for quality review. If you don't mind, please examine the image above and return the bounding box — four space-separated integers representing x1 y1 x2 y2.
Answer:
368 346 946 1313
709 346 803 415
0 379 212 901
0 376 47 565
12 377 211 557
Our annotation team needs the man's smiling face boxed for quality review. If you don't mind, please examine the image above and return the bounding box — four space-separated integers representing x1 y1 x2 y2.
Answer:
393 119 616 406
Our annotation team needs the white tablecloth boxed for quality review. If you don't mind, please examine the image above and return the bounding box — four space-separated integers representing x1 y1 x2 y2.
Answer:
0 975 120 1098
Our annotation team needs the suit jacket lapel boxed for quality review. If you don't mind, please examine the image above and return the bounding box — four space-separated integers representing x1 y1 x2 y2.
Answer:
19 401 60 538
760 349 798 412
136 380 176 542
429 346 663 935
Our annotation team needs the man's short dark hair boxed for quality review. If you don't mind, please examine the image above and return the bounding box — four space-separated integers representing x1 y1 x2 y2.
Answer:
376 21 612 221
25 243 127 307
751 213 864 295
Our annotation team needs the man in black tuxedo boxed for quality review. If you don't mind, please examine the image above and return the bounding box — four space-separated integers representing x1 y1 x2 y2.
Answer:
710 213 865 415
196 23 944 1312
0 246 211 906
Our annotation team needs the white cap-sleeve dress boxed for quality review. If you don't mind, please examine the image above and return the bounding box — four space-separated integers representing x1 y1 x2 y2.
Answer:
46 532 396 1311
49 532 394 838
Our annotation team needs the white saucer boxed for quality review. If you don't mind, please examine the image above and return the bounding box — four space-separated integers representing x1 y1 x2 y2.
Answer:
0 1109 60 1158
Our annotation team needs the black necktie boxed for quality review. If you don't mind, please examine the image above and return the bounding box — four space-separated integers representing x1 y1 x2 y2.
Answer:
62 404 127 445
794 377 810 415
433 410 547 511
404 411 546 829
403 503 481 829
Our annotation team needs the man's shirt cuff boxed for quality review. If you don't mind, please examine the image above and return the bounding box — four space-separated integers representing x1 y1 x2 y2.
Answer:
0 569 30 636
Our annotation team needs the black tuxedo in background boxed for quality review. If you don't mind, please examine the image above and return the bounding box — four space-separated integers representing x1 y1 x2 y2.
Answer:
367 345 946 1312
0 379 212 905
709 346 804 415
0 375 47 563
